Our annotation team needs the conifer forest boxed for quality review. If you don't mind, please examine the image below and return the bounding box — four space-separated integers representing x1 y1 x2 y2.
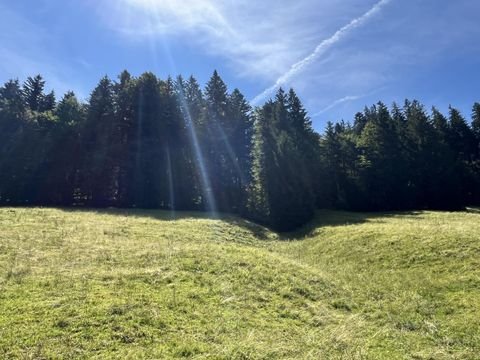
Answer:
1 71 480 231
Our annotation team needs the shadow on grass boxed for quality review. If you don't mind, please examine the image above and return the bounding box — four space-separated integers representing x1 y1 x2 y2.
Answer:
278 209 424 240
57 206 274 240
6 205 434 241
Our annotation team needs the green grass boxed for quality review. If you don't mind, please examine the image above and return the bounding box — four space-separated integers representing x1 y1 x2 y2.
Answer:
0 208 479 359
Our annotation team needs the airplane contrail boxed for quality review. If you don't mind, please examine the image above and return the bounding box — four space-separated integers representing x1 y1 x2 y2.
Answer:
312 87 386 117
312 95 364 117
250 0 393 105
312 86 387 117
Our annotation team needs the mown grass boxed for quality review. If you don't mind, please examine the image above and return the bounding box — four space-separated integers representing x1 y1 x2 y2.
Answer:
0 208 479 359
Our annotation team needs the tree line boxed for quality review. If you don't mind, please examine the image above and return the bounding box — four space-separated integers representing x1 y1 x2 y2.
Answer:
1 71 479 230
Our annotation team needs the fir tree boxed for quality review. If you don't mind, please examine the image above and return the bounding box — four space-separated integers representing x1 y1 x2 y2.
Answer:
79 76 117 206
22 75 46 112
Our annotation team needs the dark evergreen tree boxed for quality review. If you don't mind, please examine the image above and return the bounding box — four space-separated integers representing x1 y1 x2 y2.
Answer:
177 75 212 210
287 88 321 204
227 88 253 212
469 102 480 203
130 72 165 208
79 76 117 206
204 70 234 211
318 122 343 207
448 106 475 162
38 91 84 204
0 79 27 203
247 102 275 224
22 75 46 112
113 70 136 207
472 102 480 145
355 102 405 210
247 89 316 231
40 91 56 112
352 112 367 135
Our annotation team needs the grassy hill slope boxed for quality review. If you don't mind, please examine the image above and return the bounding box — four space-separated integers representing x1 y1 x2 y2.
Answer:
0 208 479 359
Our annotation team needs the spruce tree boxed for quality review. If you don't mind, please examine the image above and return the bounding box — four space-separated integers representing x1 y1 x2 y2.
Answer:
113 70 136 207
472 102 480 144
131 72 164 208
448 106 475 162
204 70 232 211
177 75 212 210
79 76 116 206
227 88 253 212
0 80 27 203
247 89 315 231
356 102 405 210
40 91 85 205
22 75 46 112
247 102 274 224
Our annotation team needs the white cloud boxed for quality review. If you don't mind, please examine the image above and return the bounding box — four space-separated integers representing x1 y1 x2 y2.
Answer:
94 0 395 110
117 0 235 37
3 0 480 128
92 0 402 126
93 0 365 81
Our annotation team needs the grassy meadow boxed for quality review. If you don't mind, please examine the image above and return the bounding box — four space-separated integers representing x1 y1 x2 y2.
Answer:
0 208 479 359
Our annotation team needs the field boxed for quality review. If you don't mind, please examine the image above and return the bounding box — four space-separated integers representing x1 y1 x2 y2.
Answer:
0 208 479 359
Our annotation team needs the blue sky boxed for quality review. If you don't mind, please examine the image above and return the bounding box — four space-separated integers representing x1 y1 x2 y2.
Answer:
1 0 479 131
